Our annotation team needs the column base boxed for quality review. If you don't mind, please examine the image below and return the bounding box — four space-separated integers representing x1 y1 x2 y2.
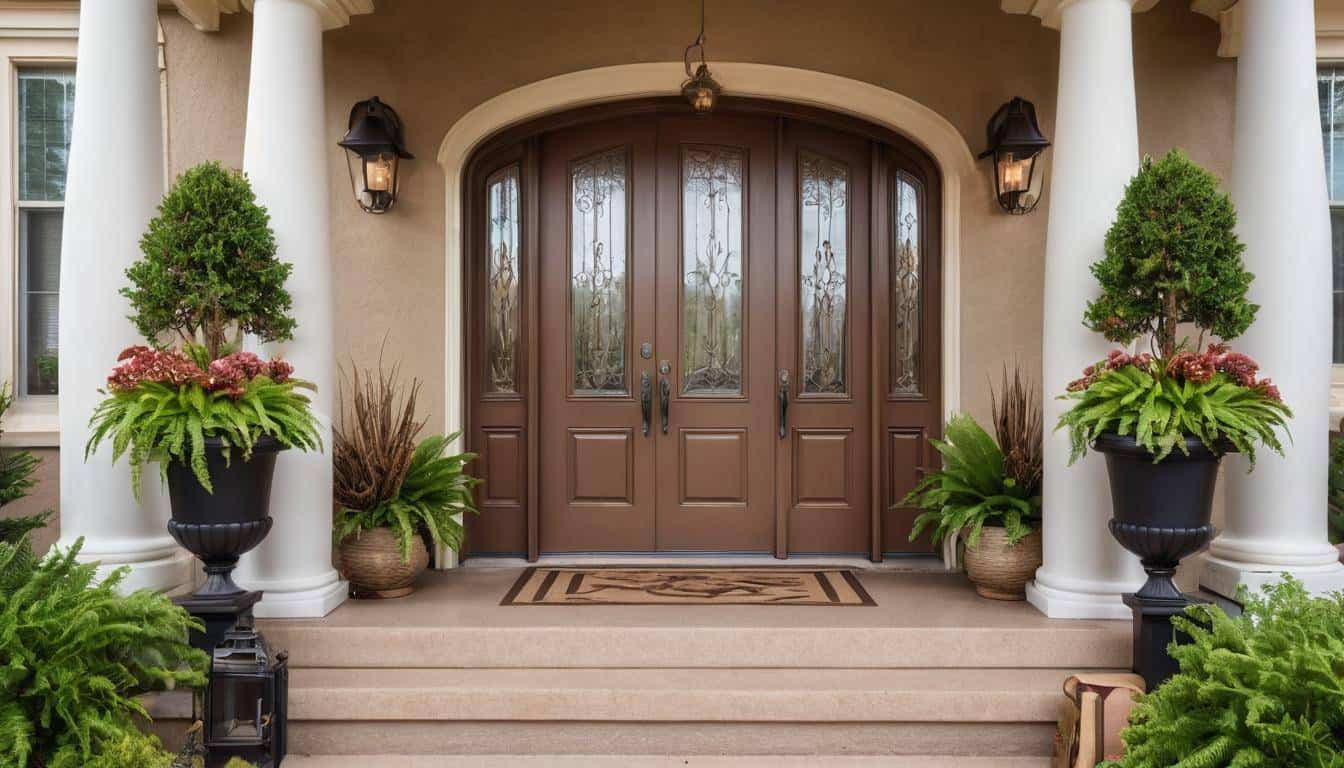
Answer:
1200 556 1344 601
250 571 348 618
1027 577 1134 620
75 546 194 595
432 541 459 570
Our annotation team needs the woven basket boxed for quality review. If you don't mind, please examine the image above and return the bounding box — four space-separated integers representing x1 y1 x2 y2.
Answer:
962 526 1042 601
338 527 428 599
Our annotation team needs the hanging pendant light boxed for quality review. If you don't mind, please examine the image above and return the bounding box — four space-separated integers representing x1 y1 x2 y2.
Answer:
681 0 721 113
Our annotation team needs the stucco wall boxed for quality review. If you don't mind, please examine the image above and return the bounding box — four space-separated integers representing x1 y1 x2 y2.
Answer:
156 0 1233 437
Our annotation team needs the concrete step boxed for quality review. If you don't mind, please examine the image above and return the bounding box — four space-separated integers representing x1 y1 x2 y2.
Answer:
285 666 1083 724
261 622 1129 669
281 756 1053 767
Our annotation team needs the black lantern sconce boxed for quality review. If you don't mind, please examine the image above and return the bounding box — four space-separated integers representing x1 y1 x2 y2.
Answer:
979 97 1051 215
338 96 413 214
201 625 288 767
681 0 721 113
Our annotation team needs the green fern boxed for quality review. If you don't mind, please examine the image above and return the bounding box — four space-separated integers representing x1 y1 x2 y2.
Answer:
85 376 322 496
904 414 1040 548
1058 365 1291 468
1100 578 1344 768
333 432 482 562
0 521 208 768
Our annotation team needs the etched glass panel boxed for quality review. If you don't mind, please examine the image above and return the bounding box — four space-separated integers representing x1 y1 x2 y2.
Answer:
485 166 521 394
571 149 628 394
682 146 744 395
800 152 849 395
892 173 922 394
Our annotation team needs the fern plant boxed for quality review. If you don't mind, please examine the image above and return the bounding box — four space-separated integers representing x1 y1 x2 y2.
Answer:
335 433 481 562
0 520 209 768
1100 578 1344 768
85 346 321 495
904 413 1041 548
1330 434 1344 546
1059 351 1291 467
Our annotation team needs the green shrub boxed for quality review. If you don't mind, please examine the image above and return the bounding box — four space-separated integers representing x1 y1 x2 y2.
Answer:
126 162 293 360
1330 435 1344 546
1102 578 1344 768
904 413 1040 547
0 522 209 767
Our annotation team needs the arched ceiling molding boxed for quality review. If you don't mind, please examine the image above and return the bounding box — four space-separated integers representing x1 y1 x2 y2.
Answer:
166 0 371 32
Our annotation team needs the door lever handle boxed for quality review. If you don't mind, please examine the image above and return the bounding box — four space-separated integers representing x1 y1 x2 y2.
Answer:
660 376 671 435
640 372 652 437
778 369 790 439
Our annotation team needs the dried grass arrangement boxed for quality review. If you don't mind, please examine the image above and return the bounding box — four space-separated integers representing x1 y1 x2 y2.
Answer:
991 364 1043 499
333 363 424 515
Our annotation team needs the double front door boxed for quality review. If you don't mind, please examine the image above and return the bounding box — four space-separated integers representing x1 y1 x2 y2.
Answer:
466 101 940 558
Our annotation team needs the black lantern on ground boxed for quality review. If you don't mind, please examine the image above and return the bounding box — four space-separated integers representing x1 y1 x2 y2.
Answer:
681 0 721 113
338 96 413 214
202 625 288 768
979 97 1051 215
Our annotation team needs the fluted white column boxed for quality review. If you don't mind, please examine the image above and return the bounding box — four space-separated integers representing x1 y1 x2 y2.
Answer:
1202 0 1344 598
56 0 193 593
236 0 346 617
1026 0 1146 619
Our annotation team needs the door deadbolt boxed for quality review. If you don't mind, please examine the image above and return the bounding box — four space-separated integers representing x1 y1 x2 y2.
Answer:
640 342 653 359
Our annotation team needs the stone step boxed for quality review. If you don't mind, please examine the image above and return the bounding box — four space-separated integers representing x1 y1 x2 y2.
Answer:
260 622 1129 669
281 755 1054 767
284 666 1082 723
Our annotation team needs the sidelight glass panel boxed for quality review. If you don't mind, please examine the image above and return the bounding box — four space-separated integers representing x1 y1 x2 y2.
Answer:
892 172 922 395
571 148 629 394
800 151 849 395
485 165 521 394
681 146 744 395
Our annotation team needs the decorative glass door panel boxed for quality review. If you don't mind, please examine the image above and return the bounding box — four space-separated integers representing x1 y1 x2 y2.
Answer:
571 148 629 395
892 172 922 396
799 151 849 396
485 165 521 395
681 146 744 396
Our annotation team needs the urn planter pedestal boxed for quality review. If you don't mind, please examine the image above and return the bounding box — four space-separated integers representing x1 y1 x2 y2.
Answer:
1094 432 1222 691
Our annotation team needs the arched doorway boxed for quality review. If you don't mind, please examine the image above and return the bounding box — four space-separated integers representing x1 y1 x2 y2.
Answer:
461 98 943 561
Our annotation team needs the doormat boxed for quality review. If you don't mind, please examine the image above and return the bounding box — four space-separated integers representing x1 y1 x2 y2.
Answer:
501 567 875 606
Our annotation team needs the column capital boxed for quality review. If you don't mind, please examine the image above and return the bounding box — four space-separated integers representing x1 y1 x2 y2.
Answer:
1001 0 1158 30
168 0 372 32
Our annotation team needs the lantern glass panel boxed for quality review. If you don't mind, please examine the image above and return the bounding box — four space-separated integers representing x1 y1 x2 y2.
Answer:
210 677 267 745
997 152 1034 194
365 153 397 193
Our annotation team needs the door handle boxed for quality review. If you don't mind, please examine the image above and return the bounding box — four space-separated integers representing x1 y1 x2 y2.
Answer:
778 369 790 439
660 376 671 435
640 372 652 437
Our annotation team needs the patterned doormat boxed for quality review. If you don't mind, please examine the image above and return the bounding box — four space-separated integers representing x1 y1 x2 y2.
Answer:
501 567 875 606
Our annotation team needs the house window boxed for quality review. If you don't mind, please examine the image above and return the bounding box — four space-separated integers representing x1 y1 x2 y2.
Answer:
15 68 74 396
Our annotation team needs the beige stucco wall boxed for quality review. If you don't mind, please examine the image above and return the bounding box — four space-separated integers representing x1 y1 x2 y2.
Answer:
157 0 1234 436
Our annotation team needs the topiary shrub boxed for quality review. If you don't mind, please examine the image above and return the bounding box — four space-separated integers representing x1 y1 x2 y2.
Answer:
125 161 294 361
1101 578 1344 768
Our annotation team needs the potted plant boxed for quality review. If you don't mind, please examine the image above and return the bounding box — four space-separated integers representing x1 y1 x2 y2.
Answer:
1058 150 1292 613
332 363 480 598
85 162 321 602
1330 429 1344 562
906 366 1043 600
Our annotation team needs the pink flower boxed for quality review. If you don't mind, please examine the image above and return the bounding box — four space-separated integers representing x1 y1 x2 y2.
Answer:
107 347 207 391
1215 351 1259 387
1254 378 1282 402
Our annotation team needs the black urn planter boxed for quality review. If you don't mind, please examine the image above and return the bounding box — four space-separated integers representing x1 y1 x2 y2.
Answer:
165 435 284 603
1094 432 1224 690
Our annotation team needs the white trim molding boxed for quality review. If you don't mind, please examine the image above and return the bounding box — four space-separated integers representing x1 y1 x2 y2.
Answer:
167 0 372 31
1001 0 1159 29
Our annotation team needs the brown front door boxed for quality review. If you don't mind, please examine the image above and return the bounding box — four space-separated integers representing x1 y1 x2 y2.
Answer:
465 99 941 559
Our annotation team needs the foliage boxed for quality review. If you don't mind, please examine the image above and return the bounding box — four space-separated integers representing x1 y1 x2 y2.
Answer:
1100 578 1344 768
126 162 294 360
0 384 40 510
1084 150 1256 359
0 517 209 768
335 433 481 563
86 346 320 496
991 365 1042 495
1059 348 1290 467
905 413 1040 548
1330 434 1344 546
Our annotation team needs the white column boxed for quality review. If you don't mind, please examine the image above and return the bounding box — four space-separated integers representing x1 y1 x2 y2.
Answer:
1202 0 1344 598
1026 0 1146 619
56 1 192 593
235 0 346 617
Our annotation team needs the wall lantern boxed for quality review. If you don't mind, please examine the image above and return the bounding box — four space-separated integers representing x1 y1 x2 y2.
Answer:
979 97 1051 215
338 96 413 214
203 625 288 767
681 0 721 113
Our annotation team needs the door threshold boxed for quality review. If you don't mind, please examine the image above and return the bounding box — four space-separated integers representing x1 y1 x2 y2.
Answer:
464 552 950 573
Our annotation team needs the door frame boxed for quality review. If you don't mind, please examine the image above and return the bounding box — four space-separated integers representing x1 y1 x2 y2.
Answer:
451 74 971 563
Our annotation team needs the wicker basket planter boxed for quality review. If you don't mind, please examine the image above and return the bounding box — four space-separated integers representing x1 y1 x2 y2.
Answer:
338 527 429 599
962 526 1043 601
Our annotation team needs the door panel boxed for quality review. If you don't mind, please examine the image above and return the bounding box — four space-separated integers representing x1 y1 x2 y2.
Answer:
654 116 777 552
775 119 872 555
539 119 658 553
